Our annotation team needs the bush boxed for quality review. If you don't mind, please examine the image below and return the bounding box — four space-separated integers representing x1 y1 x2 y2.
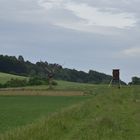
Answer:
28 77 49 86
28 77 42 86
0 83 4 88
51 80 58 86
0 77 55 88
5 78 27 87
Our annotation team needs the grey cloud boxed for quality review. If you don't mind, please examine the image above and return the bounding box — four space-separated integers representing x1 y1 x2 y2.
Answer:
0 0 140 82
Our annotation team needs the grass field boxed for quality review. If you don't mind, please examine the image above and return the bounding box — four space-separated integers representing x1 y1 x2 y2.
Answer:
0 72 139 140
0 96 90 133
0 80 102 92
0 86 139 140
0 90 84 96
0 72 98 92
0 72 26 84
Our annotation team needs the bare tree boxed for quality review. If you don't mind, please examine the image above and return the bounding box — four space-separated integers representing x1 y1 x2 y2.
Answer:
45 64 62 89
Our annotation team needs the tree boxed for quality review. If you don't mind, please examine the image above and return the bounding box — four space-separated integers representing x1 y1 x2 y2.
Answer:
132 76 140 85
45 64 62 89
18 55 24 62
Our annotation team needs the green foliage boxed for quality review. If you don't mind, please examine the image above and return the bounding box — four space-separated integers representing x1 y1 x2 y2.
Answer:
18 55 24 62
131 76 140 85
0 83 4 88
51 80 58 86
55 68 119 84
0 55 27 75
28 77 47 86
0 54 124 84
5 78 28 87
1 77 50 88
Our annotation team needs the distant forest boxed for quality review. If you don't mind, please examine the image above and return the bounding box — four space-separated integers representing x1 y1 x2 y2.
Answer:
129 77 140 85
0 55 126 84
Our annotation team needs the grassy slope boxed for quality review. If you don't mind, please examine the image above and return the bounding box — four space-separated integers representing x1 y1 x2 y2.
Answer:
0 72 99 91
0 72 106 93
15 80 102 92
0 86 140 140
0 72 139 139
0 72 26 84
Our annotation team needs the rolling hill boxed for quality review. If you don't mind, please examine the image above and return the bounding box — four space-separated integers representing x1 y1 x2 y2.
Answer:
0 54 126 84
0 72 27 84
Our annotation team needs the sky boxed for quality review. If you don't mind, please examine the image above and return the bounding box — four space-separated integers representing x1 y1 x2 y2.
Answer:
0 0 140 83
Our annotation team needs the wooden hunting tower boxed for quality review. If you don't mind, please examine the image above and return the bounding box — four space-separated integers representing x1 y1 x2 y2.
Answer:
113 69 120 80
109 69 121 88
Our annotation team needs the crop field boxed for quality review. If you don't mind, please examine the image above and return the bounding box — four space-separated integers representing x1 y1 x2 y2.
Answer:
0 95 90 133
0 86 139 140
0 73 139 140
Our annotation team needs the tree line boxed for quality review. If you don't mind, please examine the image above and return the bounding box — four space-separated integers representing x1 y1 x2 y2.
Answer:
0 55 126 85
129 77 140 85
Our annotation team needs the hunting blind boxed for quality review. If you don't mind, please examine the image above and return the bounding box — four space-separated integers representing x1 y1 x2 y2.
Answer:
109 69 121 88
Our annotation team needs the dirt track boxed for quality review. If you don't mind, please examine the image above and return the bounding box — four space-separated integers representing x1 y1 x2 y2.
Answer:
0 90 84 96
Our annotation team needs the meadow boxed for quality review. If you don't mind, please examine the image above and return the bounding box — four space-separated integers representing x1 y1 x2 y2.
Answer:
0 95 90 133
0 73 139 140
0 72 26 84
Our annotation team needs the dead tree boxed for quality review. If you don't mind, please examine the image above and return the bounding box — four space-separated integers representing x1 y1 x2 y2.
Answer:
45 64 62 89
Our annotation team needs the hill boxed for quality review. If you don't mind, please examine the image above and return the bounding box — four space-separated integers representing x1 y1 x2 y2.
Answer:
0 55 126 84
0 72 26 84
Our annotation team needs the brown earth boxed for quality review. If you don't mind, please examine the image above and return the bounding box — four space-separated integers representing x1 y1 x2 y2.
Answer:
0 90 84 96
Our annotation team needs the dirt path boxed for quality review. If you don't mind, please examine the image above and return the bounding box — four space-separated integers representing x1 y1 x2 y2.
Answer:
0 90 84 96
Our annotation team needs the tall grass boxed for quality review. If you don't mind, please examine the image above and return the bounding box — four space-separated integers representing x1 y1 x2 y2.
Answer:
0 86 139 140
0 96 90 133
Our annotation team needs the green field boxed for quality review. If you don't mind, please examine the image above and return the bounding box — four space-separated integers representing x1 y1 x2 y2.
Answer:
0 72 26 84
0 86 140 140
0 72 98 91
0 96 90 133
0 73 140 140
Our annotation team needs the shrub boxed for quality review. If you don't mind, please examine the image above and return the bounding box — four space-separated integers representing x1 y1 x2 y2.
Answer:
51 80 58 86
28 77 43 86
0 77 55 88
5 78 27 87
0 83 4 88
28 77 49 86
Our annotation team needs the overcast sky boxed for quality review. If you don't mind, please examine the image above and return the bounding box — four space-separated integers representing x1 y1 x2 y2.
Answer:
0 0 140 82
